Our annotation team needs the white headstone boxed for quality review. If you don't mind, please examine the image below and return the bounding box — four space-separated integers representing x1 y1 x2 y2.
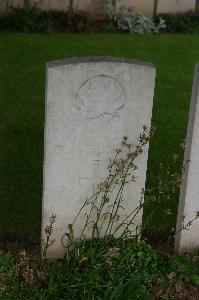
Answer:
42 57 156 258
175 64 199 253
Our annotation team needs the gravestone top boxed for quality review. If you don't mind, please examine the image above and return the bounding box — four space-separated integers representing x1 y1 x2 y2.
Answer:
47 56 155 69
42 56 156 258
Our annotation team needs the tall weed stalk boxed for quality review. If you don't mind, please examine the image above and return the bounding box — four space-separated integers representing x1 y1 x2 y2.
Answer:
64 126 155 254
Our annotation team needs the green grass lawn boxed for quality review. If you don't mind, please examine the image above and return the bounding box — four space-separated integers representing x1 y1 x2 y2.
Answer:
1 33 199 244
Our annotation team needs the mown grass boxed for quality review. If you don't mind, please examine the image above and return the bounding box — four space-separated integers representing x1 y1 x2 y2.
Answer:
0 33 199 243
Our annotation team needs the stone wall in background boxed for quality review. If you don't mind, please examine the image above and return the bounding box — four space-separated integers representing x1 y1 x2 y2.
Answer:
0 0 197 16
157 0 195 15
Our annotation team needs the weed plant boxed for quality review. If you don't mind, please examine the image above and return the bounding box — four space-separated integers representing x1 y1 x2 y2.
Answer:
64 126 154 250
1 129 199 298
1 245 199 299
1 127 164 299
0 240 163 299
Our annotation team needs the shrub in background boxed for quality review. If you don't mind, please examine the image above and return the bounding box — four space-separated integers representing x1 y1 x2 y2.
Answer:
0 4 68 33
0 3 94 33
0 1 167 34
67 8 90 33
156 12 199 33
116 8 166 34
1 2 199 34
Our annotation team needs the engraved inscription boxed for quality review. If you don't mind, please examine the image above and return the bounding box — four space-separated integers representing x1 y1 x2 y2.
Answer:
75 75 126 119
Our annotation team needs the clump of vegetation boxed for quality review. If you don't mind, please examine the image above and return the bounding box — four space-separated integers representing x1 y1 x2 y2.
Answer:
0 2 99 33
0 1 166 34
169 252 199 286
143 151 188 242
1 242 199 298
115 8 166 34
64 126 154 250
1 128 199 298
1 1 199 34
0 240 163 299
156 12 199 34
1 128 162 299
0 251 13 274
0 4 68 33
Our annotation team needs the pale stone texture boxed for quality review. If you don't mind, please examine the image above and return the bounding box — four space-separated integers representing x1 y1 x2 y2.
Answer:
76 0 108 16
42 57 156 258
78 0 154 16
119 0 154 15
0 0 196 15
157 0 195 14
175 64 199 253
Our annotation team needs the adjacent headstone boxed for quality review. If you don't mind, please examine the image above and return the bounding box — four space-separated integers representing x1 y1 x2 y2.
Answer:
175 64 199 253
42 57 156 258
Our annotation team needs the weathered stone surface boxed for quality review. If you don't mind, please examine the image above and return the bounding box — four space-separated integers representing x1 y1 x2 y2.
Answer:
175 64 199 253
157 0 195 14
42 57 155 258
0 0 195 16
